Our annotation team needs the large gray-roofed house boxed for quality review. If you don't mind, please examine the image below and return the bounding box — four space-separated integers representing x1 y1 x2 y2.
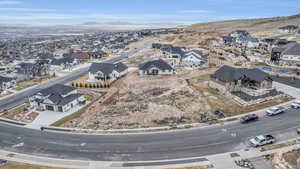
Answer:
212 65 272 91
88 62 128 82
38 84 76 97
281 43 300 62
139 59 175 76
29 84 86 112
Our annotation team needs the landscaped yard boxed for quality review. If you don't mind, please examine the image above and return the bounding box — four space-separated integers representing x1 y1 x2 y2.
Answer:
0 104 38 123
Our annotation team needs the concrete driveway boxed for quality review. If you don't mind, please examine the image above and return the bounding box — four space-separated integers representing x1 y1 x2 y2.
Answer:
273 81 300 99
26 103 88 128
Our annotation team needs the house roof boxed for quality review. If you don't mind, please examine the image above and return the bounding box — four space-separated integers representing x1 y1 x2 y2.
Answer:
0 76 14 84
279 25 299 30
282 43 300 56
51 57 74 66
58 93 83 106
183 50 207 61
139 59 173 71
89 62 127 75
213 65 270 83
38 84 76 96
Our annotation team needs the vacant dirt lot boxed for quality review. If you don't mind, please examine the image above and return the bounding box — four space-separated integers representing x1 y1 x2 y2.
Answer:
57 66 289 130
60 69 219 129
283 149 300 168
0 162 67 169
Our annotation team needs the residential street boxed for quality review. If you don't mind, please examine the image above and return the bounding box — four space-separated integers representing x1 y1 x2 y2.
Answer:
0 107 299 162
0 36 161 112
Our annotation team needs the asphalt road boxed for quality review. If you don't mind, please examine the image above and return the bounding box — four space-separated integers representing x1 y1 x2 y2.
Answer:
0 108 299 162
0 36 159 112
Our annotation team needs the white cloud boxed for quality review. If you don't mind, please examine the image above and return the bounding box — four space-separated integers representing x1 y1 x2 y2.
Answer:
0 1 21 5
179 10 212 14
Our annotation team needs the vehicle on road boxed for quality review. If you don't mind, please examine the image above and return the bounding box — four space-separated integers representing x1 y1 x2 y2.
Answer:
240 114 259 124
291 101 300 109
297 128 300 135
249 135 275 147
266 107 285 116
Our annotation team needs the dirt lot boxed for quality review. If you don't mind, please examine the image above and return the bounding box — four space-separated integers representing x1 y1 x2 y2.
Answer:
0 162 67 169
124 48 161 66
283 149 300 168
57 67 289 130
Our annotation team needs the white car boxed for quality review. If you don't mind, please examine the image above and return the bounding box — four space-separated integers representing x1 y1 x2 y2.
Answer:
266 107 285 116
249 135 275 147
291 101 300 109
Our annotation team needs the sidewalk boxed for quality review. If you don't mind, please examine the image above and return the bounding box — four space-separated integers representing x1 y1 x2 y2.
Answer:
1 139 299 169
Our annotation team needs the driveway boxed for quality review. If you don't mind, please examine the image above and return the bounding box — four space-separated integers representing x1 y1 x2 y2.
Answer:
26 103 88 128
273 81 300 99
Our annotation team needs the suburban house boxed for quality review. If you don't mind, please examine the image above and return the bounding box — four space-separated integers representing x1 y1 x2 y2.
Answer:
14 62 50 79
212 65 273 94
280 43 300 63
271 42 300 64
139 59 175 76
153 43 208 68
50 57 79 70
0 76 16 92
237 37 260 48
229 30 250 38
181 50 209 68
29 84 86 112
88 62 128 83
279 25 299 33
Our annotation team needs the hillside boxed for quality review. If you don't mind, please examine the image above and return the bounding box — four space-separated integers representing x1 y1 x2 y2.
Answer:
187 14 300 37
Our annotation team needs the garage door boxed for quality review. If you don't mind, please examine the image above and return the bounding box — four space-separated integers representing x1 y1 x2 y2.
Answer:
46 105 54 111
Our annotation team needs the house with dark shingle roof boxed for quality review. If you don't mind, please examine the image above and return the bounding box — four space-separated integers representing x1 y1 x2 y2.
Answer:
88 62 128 82
281 43 300 62
212 65 272 92
279 25 299 33
0 76 16 92
139 59 175 76
29 84 86 112
50 57 78 70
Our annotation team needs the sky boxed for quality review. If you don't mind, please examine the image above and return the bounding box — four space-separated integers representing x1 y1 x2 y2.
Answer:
0 0 300 25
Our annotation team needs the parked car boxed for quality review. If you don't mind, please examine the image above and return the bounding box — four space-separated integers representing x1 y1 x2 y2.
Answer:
249 135 275 147
266 107 285 116
291 101 300 109
240 114 259 124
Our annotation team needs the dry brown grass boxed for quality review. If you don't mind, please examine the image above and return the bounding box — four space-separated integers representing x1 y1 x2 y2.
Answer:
283 149 300 168
0 162 68 169
187 14 300 37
